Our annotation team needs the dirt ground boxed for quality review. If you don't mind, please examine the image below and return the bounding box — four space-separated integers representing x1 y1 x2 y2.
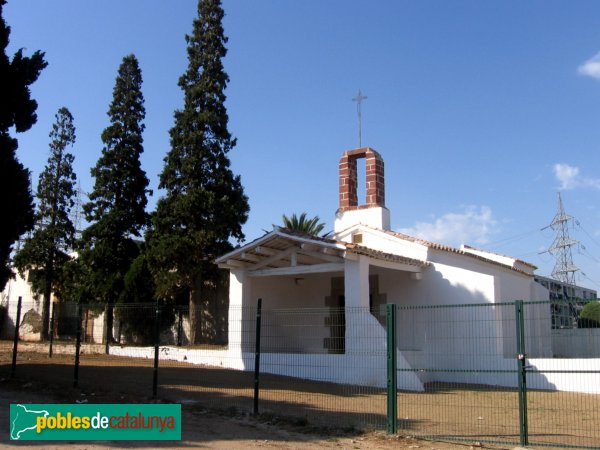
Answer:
1 344 598 449
0 377 509 450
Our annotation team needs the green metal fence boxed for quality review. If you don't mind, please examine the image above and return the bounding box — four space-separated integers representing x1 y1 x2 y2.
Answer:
2 297 600 448
523 300 600 449
387 300 600 449
254 303 387 429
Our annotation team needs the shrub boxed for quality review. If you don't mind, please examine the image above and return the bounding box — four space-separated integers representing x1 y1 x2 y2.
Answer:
579 301 600 328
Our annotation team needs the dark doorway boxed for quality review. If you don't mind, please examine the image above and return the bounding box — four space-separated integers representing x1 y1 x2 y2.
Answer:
326 294 346 354
325 278 346 354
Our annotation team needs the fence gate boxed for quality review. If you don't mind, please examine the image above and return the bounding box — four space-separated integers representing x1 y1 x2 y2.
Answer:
391 301 600 449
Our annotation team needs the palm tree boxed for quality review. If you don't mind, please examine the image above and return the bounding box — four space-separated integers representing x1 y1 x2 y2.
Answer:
280 213 326 236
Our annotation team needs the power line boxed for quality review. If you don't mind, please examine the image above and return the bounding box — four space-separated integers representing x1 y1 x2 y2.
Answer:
580 272 600 291
578 222 600 250
485 228 540 250
578 245 600 265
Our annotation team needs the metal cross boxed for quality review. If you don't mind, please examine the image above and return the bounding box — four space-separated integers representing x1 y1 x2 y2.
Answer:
352 89 367 148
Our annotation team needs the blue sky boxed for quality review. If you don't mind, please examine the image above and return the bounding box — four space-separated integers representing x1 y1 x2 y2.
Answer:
5 1 600 291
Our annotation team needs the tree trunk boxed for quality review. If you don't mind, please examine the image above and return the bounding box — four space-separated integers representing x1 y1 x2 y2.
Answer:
188 272 229 345
41 290 51 341
188 277 203 345
41 254 54 341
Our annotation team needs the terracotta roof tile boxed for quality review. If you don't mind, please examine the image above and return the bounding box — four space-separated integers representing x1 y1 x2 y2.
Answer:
344 242 430 268
352 226 534 277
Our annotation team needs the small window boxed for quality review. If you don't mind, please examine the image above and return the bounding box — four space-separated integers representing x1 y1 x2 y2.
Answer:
352 233 363 244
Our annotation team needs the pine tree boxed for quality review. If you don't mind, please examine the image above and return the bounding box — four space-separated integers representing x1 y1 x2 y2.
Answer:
79 54 150 341
14 107 77 339
0 0 47 289
147 0 249 343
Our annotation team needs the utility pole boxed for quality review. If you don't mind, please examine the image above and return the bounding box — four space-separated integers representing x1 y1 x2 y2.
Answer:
547 192 580 293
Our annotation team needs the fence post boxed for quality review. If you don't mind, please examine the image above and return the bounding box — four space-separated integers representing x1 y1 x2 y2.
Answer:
153 301 160 399
10 296 23 379
515 300 529 446
386 304 398 434
104 303 110 355
253 298 262 415
74 303 82 388
49 301 57 358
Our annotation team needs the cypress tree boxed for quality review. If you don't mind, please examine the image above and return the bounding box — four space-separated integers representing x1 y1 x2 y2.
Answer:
79 54 150 341
14 107 77 339
0 0 47 289
147 0 249 343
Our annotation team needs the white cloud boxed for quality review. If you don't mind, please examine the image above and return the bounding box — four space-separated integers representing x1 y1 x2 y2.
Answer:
578 52 600 80
553 163 600 190
398 206 497 247
553 163 580 189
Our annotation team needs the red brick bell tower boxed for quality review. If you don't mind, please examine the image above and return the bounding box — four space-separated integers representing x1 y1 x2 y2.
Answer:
335 147 390 232
339 147 385 210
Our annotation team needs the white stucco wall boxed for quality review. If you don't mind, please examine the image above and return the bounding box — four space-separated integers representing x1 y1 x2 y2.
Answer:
338 226 428 262
377 258 497 361
249 273 335 353
102 344 600 394
552 329 600 357
224 258 425 390
228 269 255 352
1 272 44 339
459 245 536 276
527 358 600 393
334 207 390 233
89 311 105 343
251 273 334 309
371 246 554 383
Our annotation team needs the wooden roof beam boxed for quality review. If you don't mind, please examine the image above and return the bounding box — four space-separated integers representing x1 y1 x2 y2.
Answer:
248 262 345 277
241 252 261 262
255 246 276 256
250 247 296 271
297 248 344 263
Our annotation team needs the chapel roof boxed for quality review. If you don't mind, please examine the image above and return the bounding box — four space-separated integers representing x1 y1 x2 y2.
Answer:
335 223 535 277
215 227 429 272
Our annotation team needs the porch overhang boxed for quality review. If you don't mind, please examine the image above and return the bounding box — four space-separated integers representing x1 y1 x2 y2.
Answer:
215 228 429 277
